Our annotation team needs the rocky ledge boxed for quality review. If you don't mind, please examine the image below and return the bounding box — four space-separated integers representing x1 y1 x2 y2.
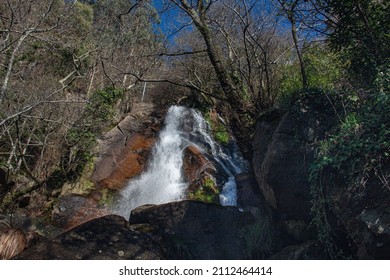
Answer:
15 201 260 260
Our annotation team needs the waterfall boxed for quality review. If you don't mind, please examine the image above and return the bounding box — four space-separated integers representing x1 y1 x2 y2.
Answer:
113 106 248 219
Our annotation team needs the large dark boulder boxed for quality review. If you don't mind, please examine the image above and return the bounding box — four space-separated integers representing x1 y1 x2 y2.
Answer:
252 111 315 241
15 215 163 260
129 200 257 259
253 112 312 220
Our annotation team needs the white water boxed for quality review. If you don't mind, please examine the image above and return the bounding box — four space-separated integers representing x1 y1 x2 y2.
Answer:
113 106 248 219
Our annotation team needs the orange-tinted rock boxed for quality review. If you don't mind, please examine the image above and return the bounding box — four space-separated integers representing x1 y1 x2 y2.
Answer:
97 134 155 190
92 103 164 191
183 145 216 194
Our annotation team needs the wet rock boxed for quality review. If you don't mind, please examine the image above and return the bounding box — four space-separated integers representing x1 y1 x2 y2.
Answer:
97 133 155 190
183 145 217 194
92 103 165 191
130 200 256 259
15 215 163 260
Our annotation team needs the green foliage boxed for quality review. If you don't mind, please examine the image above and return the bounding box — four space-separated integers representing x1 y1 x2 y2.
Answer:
86 87 124 126
276 44 343 108
309 90 390 258
304 44 343 89
326 0 390 87
188 177 220 203
310 92 389 186
277 59 302 98
65 87 124 174
99 188 116 207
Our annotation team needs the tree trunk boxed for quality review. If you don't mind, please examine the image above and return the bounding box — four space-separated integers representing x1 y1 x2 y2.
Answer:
290 15 308 89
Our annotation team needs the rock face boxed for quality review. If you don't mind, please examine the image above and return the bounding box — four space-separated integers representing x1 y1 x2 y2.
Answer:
236 172 265 211
15 215 163 260
130 201 256 259
183 146 215 187
97 133 155 190
92 103 165 190
252 111 315 241
328 172 390 259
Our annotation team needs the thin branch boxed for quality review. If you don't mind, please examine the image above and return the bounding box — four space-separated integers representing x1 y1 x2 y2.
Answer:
157 49 207 57
124 71 228 102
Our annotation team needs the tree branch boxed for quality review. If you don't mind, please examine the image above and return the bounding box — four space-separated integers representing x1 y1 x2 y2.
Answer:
123 71 228 102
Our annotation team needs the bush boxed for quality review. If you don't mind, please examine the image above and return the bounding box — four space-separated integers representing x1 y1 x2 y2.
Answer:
64 87 124 176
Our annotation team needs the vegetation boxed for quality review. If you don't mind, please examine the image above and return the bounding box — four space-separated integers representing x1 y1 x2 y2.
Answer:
205 111 230 145
301 0 389 258
188 177 220 204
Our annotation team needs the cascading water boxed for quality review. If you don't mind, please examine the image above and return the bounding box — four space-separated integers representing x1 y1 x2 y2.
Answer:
113 106 248 219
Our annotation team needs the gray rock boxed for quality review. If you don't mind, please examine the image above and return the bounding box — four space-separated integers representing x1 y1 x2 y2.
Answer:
15 215 164 260
130 200 256 259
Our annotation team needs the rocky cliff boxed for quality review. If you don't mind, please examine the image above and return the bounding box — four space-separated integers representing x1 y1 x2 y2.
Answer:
252 91 390 259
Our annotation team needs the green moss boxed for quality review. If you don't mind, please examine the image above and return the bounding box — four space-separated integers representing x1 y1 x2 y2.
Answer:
204 112 230 145
188 177 220 204
99 188 116 207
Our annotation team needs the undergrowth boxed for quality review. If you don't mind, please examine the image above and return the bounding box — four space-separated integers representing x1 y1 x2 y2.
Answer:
309 89 389 258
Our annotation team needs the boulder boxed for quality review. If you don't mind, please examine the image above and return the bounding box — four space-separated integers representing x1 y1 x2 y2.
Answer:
183 145 218 200
252 92 390 258
15 215 163 260
252 94 338 242
253 112 314 240
129 200 256 259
